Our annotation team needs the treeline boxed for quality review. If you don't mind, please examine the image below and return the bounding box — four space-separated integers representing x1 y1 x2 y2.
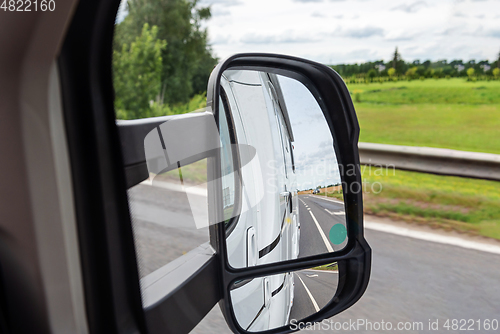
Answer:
331 48 500 82
113 0 217 120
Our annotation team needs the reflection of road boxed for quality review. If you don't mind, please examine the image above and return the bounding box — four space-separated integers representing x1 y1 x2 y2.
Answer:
128 182 209 277
298 194 347 258
289 270 338 321
128 184 500 334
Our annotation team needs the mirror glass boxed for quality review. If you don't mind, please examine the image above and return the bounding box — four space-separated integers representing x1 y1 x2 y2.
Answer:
230 262 339 332
218 69 347 269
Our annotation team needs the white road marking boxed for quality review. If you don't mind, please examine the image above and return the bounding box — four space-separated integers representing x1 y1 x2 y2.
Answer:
365 221 500 255
309 211 334 252
307 269 338 274
307 208 311 211
311 196 344 205
324 209 345 215
297 275 320 312
306 274 318 278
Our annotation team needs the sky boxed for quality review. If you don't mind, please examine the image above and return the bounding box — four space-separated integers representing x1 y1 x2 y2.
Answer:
278 75 341 190
198 0 500 64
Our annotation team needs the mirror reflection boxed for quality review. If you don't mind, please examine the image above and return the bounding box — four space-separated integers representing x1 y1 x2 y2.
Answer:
218 70 348 269
230 263 339 332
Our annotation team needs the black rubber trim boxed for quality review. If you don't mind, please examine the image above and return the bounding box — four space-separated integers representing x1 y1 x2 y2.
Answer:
258 209 287 258
246 304 265 331
231 278 253 290
220 86 242 237
259 234 280 259
244 275 286 331
227 79 262 87
271 278 285 297
268 73 294 142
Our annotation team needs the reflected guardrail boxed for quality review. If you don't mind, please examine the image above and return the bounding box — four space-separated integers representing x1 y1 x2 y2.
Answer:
358 142 500 181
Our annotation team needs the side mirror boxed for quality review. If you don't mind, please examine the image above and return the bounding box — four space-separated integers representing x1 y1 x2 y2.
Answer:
207 54 371 333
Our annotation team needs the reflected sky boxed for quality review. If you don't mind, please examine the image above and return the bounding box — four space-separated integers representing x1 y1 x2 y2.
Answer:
277 75 341 191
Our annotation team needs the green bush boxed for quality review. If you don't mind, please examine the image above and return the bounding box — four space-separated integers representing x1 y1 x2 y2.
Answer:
355 92 361 103
493 68 500 79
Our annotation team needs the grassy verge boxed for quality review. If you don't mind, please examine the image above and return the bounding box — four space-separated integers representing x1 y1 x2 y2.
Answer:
348 78 500 105
356 103 500 154
153 159 207 184
346 78 500 154
361 167 500 240
312 263 338 271
323 192 343 201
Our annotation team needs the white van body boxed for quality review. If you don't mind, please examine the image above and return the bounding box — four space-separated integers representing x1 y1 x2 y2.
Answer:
219 70 300 331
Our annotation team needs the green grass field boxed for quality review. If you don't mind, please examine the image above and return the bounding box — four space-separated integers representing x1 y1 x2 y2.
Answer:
320 79 500 239
319 166 500 239
360 167 500 240
347 78 500 154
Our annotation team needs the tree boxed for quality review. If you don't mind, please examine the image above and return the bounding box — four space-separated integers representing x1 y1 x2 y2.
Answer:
388 67 396 78
367 69 377 81
466 67 475 78
113 23 167 119
493 68 500 79
392 47 400 71
405 67 418 79
115 0 217 105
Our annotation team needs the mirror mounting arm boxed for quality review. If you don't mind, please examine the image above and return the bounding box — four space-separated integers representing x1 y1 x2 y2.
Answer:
117 111 219 188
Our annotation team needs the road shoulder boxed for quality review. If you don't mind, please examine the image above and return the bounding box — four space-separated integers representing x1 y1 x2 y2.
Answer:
365 214 500 255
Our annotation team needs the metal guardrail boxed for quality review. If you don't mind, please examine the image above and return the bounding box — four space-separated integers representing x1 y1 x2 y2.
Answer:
358 142 500 181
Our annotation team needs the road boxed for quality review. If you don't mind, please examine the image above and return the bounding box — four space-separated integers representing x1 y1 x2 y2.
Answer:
128 183 500 333
290 269 338 321
128 181 209 277
298 194 348 258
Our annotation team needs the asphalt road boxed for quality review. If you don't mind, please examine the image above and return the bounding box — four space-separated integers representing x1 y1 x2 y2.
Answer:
128 182 209 277
290 270 338 321
298 194 348 258
128 183 500 333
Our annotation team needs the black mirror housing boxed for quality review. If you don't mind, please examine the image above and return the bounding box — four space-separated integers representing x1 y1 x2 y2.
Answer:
207 53 371 334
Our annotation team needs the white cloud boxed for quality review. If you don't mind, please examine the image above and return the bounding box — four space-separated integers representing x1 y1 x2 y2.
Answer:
392 1 428 13
211 7 231 16
311 11 327 17
211 35 232 44
205 0 500 63
200 0 243 6
240 31 320 44
453 11 467 17
486 29 500 38
385 32 419 41
341 26 384 38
